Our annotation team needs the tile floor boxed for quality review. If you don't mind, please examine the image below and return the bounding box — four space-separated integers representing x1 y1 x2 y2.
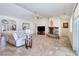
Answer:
0 34 76 56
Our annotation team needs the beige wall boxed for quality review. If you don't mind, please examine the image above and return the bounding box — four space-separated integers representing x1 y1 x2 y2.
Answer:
34 18 48 34
60 15 70 37
0 15 71 36
48 16 70 37
0 15 35 34
34 16 65 36
34 16 70 37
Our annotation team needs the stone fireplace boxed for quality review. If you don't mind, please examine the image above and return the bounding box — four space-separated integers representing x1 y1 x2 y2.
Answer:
47 27 59 39
47 17 59 39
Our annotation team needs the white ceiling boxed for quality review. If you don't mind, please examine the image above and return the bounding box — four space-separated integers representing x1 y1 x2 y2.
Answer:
0 3 76 20
16 3 76 17
0 3 35 20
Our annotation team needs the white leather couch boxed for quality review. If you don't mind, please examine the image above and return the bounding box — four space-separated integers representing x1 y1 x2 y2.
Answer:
4 31 26 47
5 29 32 47
12 30 26 47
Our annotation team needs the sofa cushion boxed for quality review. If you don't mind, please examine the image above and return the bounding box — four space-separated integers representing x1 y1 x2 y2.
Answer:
16 30 26 38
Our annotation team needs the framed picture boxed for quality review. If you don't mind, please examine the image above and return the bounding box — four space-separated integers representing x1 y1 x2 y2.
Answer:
22 23 30 30
9 20 16 31
63 22 68 28
11 24 16 30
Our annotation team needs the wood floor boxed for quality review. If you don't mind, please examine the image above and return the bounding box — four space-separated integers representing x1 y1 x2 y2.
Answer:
0 34 76 56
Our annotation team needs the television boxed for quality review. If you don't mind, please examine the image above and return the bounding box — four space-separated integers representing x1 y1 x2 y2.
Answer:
37 26 45 31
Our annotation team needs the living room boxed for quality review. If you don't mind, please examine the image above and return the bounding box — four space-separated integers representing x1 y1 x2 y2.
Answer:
0 3 79 56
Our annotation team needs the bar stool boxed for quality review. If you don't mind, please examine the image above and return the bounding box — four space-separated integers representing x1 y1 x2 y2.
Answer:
25 34 32 49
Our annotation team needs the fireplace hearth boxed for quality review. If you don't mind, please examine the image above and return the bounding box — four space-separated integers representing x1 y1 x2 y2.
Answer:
48 27 59 35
